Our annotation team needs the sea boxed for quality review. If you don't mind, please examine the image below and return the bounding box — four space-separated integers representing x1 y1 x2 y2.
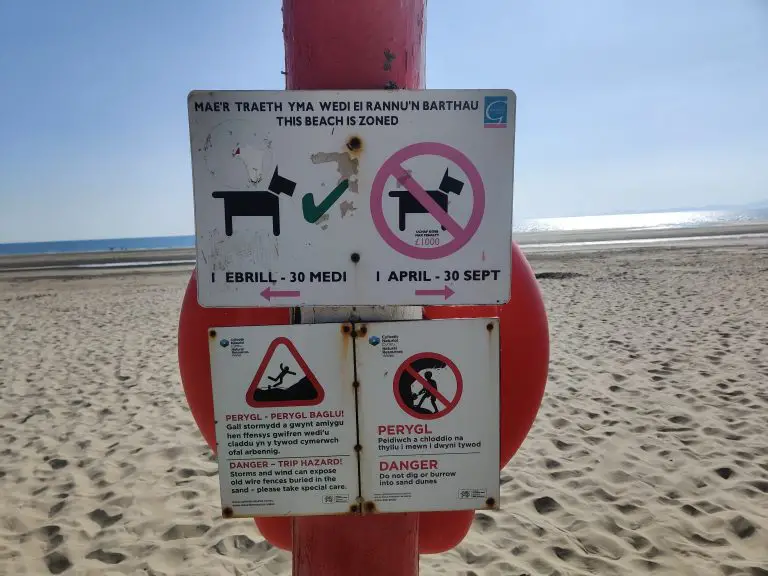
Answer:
1 209 767 257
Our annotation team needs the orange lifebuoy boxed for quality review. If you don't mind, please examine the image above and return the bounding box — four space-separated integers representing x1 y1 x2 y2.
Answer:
177 241 549 553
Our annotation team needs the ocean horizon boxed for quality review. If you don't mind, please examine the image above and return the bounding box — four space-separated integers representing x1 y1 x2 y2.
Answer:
2 208 768 257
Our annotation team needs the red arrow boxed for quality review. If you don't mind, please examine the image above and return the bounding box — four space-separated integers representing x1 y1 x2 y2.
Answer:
414 285 455 300
260 286 301 301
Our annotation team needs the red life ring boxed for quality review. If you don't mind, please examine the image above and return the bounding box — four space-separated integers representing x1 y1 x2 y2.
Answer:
177 241 549 552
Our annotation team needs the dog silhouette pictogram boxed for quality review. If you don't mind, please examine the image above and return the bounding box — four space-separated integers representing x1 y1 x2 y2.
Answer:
212 166 296 236
388 168 464 231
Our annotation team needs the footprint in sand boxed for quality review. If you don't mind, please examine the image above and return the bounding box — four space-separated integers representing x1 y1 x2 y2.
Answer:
87 508 123 529
85 549 127 565
43 551 71 575
161 523 211 541
533 496 561 514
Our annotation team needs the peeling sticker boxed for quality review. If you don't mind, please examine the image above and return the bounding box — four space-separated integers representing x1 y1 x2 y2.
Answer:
340 200 357 218
315 213 330 228
310 152 359 193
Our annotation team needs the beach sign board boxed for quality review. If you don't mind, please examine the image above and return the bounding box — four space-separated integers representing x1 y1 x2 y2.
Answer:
356 318 500 514
209 324 358 517
188 89 516 308
208 318 500 517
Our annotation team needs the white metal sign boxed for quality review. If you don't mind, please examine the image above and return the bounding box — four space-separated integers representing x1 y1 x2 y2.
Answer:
356 318 500 513
209 324 357 517
209 318 500 517
188 89 516 308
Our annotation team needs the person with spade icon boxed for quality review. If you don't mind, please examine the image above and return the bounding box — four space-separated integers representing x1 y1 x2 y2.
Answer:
413 370 439 414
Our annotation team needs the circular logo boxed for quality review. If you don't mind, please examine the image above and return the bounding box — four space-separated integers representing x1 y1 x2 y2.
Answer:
219 339 230 348
368 336 381 346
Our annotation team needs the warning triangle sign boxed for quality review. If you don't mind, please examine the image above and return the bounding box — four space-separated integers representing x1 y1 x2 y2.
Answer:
245 337 325 408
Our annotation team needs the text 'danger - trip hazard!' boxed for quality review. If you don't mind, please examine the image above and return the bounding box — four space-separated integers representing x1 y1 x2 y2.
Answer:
209 319 501 517
188 89 516 309
211 325 357 517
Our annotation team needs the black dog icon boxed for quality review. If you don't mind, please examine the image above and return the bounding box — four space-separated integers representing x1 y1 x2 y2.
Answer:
388 168 464 231
212 166 296 236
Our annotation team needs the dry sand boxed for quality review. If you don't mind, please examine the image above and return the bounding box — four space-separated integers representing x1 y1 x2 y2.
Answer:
1 243 767 575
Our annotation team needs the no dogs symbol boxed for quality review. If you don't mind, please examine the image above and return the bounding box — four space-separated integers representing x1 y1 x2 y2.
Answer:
371 142 486 260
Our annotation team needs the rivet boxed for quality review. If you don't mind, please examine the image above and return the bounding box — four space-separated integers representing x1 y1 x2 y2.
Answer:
222 506 234 518
485 497 496 508
350 252 360 263
486 323 494 332
209 329 217 338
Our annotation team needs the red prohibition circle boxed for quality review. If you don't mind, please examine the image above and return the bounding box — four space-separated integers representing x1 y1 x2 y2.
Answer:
393 352 463 420
370 142 486 260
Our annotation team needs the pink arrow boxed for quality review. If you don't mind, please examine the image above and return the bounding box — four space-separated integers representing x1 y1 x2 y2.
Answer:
414 285 455 300
260 286 301 301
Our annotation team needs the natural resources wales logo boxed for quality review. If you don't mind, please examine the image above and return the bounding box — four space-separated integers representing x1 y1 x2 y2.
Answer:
483 95 508 128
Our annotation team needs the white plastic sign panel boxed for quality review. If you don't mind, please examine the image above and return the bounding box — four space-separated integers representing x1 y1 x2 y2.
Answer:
356 318 500 513
188 89 516 308
209 324 357 517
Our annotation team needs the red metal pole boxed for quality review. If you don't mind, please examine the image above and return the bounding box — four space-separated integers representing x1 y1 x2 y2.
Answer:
283 0 426 91
282 1 426 574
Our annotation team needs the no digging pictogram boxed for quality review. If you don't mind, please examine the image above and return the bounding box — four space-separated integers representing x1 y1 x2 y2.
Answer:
371 142 486 260
393 352 463 420
245 337 324 408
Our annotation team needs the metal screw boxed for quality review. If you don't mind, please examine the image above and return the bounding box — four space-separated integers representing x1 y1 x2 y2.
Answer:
359 325 367 336
349 504 359 513
350 330 358 338
486 323 494 332
222 506 234 518
209 329 217 338
485 497 496 508
342 325 351 334
354 444 362 452
364 501 376 513
353 380 360 389
350 252 360 263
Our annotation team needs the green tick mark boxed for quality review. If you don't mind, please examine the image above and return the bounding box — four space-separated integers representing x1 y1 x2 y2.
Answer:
302 179 350 223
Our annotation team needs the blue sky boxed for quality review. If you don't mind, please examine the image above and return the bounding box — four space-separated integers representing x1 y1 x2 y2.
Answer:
1 0 766 242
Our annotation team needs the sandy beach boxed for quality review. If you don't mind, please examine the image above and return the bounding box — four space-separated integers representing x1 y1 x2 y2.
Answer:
1 241 767 575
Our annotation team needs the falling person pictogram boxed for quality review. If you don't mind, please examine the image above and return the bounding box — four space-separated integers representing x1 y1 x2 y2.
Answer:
246 337 325 407
267 363 297 389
